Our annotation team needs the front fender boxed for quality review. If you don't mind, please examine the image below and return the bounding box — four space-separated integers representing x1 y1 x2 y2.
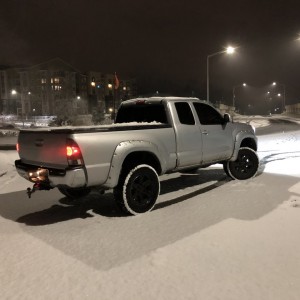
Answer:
230 131 257 161
103 140 166 188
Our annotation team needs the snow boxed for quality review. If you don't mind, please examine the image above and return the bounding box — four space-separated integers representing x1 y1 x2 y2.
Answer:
1 118 300 299
19 121 165 132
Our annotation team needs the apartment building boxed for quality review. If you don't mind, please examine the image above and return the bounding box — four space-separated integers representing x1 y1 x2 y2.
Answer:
0 58 137 120
86 71 137 115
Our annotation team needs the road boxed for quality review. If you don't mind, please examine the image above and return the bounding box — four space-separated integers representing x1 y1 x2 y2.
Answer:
232 114 300 135
1 115 300 299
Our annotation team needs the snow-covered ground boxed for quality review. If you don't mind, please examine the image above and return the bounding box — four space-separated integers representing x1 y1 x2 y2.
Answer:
0 118 300 299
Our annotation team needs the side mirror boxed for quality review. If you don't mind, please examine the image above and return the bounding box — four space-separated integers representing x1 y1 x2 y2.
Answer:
223 113 232 123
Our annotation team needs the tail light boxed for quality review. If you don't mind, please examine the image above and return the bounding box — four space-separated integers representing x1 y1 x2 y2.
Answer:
16 143 19 152
66 139 84 166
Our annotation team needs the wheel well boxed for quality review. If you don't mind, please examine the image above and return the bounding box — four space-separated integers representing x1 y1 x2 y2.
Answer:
122 151 162 175
240 138 257 151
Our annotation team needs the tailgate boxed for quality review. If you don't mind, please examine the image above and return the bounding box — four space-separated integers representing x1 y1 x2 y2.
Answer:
18 130 70 168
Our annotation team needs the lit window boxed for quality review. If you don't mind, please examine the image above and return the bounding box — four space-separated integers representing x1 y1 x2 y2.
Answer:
51 78 59 84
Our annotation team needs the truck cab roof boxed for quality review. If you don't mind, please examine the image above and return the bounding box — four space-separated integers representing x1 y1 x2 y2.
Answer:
121 96 202 105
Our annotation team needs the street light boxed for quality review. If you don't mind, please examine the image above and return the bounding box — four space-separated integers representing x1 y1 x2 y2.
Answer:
32 108 36 125
232 83 246 109
272 82 286 112
9 89 18 114
207 46 235 102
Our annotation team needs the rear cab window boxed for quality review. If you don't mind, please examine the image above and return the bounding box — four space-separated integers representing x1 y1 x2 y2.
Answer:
116 102 168 124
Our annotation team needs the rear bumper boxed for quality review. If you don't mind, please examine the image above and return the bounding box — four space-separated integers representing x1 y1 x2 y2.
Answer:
15 159 87 188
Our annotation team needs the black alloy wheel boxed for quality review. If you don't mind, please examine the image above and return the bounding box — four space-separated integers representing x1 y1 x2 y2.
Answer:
226 147 259 180
114 164 160 215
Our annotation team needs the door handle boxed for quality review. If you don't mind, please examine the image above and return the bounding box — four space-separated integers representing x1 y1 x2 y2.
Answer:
201 130 208 135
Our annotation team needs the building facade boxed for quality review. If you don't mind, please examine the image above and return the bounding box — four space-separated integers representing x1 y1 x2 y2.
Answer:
86 71 137 117
0 58 137 121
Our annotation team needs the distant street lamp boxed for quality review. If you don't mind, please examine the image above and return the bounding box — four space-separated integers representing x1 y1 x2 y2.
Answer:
9 89 18 114
32 108 36 125
108 107 113 119
272 82 286 112
207 46 235 102
232 83 246 109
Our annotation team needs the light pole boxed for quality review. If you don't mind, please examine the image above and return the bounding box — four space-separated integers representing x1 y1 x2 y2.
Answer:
10 89 17 114
32 108 36 125
207 46 235 102
107 83 114 118
232 83 246 109
272 82 286 112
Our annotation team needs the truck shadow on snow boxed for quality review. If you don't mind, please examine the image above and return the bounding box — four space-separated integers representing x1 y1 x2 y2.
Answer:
0 171 296 271
15 169 231 226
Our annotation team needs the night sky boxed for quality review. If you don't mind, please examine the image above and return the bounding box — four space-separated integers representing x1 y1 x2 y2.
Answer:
1 0 300 107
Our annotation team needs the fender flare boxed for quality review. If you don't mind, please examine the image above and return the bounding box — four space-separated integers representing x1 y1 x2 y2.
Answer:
230 131 257 161
103 140 166 188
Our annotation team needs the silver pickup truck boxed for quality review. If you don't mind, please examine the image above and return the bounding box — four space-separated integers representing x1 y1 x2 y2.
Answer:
15 97 259 215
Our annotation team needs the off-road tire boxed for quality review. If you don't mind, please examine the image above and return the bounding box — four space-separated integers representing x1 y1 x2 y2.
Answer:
223 163 231 178
114 164 160 215
226 147 259 180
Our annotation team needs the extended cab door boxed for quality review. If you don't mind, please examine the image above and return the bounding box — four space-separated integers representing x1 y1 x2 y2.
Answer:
170 101 203 167
192 102 233 163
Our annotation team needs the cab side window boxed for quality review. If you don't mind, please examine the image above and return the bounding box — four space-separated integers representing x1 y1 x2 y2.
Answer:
193 102 223 125
175 102 195 125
